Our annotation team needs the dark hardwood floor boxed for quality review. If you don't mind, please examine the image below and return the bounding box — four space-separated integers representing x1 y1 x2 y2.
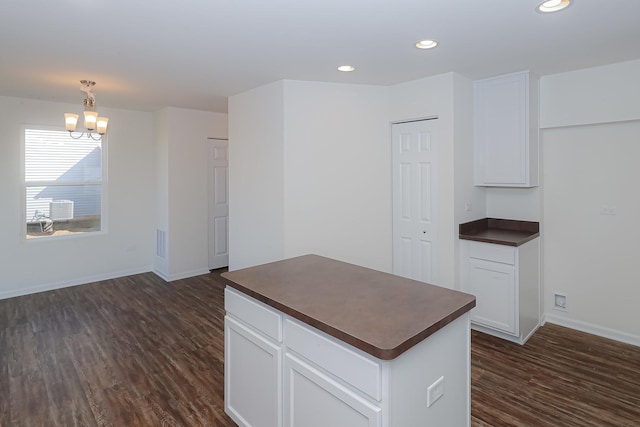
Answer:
1 270 639 426
472 324 640 426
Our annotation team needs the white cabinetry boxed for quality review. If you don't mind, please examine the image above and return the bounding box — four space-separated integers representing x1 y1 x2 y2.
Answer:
284 318 382 427
474 70 539 187
225 289 283 427
225 287 471 427
460 239 540 344
467 258 517 334
285 354 381 427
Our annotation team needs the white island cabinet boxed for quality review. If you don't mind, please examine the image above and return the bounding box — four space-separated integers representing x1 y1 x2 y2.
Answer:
222 255 476 427
225 287 283 426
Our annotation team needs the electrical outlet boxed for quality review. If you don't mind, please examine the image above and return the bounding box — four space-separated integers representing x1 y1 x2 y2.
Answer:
553 292 567 311
427 376 444 407
464 202 472 212
601 205 617 215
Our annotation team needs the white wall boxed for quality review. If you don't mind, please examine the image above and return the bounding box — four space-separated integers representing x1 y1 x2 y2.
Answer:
282 81 391 271
228 74 479 290
153 107 228 280
228 80 390 272
153 108 170 277
389 72 481 289
540 60 640 344
452 73 485 287
228 81 285 270
540 59 640 129
0 96 155 298
485 187 541 221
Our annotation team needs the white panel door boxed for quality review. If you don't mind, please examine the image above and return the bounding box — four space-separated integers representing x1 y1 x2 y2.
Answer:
392 120 438 284
208 138 229 269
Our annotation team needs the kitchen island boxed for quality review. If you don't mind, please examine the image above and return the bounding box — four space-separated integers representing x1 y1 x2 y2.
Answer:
221 255 476 427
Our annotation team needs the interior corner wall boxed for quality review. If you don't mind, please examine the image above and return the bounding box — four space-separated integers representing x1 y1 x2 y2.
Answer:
539 59 640 343
0 96 155 298
452 73 486 288
153 108 170 278
228 81 285 271
281 80 391 272
154 107 228 281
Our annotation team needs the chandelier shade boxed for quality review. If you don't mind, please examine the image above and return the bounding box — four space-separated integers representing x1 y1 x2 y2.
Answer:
83 111 98 131
64 113 79 132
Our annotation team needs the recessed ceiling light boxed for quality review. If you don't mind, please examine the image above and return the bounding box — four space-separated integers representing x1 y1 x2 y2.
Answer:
415 39 438 49
537 0 571 13
337 65 355 72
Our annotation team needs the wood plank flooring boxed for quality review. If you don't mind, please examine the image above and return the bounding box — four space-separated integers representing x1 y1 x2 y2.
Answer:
1 269 639 426
472 325 640 426
0 270 234 427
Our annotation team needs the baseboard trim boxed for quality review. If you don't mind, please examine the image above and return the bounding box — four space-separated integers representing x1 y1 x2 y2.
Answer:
152 268 170 282
0 266 152 300
471 322 540 345
153 268 211 283
543 313 640 348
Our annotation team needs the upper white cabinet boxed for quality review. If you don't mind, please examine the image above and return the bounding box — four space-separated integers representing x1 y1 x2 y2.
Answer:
474 70 539 187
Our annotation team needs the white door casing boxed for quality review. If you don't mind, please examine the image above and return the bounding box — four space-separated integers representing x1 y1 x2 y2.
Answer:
392 119 438 284
208 138 229 269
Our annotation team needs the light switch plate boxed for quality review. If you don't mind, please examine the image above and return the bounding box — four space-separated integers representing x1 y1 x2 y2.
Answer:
427 376 445 407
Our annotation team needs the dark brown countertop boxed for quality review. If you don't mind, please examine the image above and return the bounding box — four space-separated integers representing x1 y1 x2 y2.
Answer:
459 218 540 246
221 255 475 360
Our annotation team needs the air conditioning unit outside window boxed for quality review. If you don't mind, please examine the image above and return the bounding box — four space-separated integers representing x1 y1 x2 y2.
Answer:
50 200 74 220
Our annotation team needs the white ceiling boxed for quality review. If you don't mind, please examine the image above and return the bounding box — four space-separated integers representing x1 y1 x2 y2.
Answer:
1 0 639 113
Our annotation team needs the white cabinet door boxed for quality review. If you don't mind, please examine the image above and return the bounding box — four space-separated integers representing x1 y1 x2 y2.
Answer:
284 353 381 427
474 70 538 187
225 316 282 427
468 258 517 334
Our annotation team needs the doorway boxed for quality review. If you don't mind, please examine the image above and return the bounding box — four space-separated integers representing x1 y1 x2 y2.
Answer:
391 118 439 284
208 137 229 269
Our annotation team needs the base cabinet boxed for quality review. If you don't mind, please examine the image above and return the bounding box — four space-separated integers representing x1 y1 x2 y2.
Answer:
225 317 282 427
461 239 540 344
225 287 471 427
467 258 517 334
285 354 381 427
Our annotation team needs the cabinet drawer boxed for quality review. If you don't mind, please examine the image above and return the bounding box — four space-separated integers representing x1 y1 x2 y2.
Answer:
469 241 515 265
284 319 381 401
225 287 282 342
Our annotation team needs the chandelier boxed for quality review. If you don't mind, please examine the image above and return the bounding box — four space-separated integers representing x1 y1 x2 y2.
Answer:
64 80 109 141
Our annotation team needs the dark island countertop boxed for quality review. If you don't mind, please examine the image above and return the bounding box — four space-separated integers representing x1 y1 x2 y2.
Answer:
221 255 475 360
459 218 540 246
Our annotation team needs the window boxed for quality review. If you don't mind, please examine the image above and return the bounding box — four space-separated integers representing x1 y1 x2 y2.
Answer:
24 128 106 239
